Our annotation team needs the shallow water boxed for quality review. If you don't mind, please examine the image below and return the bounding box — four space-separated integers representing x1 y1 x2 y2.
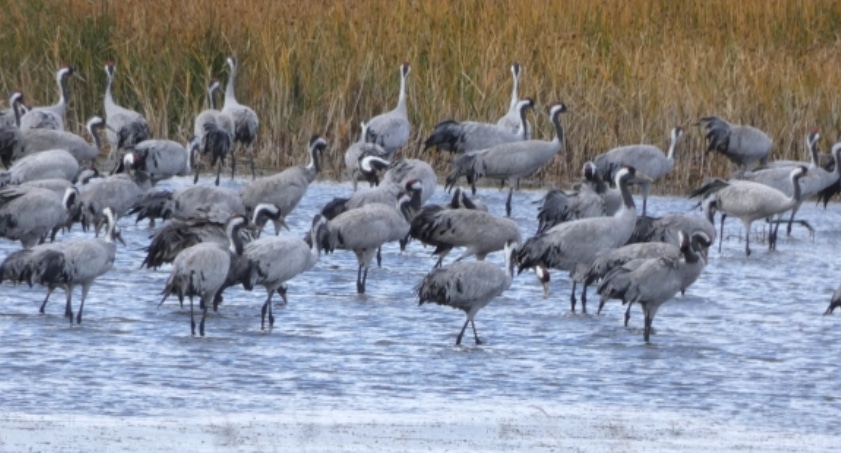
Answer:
0 176 839 437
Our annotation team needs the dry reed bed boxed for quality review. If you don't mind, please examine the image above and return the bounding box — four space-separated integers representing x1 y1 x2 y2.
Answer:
2 0 841 193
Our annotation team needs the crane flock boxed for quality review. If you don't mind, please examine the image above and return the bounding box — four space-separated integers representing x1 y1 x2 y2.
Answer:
0 58 839 346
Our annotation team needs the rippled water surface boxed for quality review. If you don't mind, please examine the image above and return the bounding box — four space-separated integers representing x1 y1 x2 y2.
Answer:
1 176 839 436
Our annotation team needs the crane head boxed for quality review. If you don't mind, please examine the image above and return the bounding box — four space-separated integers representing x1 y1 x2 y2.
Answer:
104 61 116 78
511 62 521 78
227 56 238 71
401 61 411 78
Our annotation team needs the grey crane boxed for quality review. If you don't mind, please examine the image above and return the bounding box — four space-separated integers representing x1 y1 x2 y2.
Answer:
699 115 771 170
382 158 437 205
590 231 713 316
446 103 570 217
193 79 235 186
629 196 717 248
410 201 522 268
241 135 327 235
18 178 78 239
128 183 246 229
0 149 80 187
689 166 810 255
0 206 122 325
122 138 191 185
497 62 531 138
76 172 150 235
324 158 429 222
423 98 533 154
159 215 248 336
0 186 78 248
596 230 706 342
241 207 327 330
323 185 420 294
103 62 150 158
366 62 411 155
734 141 841 235
516 166 653 313
536 161 617 234
2 113 105 167
417 240 517 346
345 122 388 190
174 185 246 221
320 172 406 220
593 127 684 216
19 66 79 132
221 56 260 180
537 197 715 300
141 210 259 270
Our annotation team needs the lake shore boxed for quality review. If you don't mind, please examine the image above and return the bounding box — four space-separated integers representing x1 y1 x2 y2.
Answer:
2 404 837 452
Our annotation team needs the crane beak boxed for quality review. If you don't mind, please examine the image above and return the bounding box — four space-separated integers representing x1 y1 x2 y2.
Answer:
73 72 87 83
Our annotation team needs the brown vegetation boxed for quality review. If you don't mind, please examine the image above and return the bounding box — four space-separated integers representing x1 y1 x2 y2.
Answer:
2 0 840 193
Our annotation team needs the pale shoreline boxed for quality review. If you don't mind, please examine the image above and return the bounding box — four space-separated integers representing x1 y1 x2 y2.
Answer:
1 404 837 452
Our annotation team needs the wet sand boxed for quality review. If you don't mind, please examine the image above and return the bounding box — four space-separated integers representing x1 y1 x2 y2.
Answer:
2 403 837 452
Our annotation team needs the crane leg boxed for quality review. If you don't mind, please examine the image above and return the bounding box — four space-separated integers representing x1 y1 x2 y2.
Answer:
505 187 514 217
570 281 578 312
76 284 91 325
356 265 366 294
719 214 726 253
39 287 55 314
643 312 653 343
199 304 207 337
230 151 237 181
597 295 608 315
581 284 588 314
261 291 274 330
64 286 74 323
624 301 632 327
470 320 483 345
376 247 382 268
456 318 470 346
189 296 196 336
215 160 222 186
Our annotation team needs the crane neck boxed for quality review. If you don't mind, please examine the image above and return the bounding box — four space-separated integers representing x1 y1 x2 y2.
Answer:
226 221 245 255
666 133 679 161
224 64 238 106
88 122 103 151
790 173 804 204
306 145 321 177
551 110 565 146
104 74 115 107
395 70 408 115
618 174 636 211
55 72 69 110
518 105 530 140
508 72 519 111
103 211 118 243
682 242 702 265
808 138 820 168
207 86 218 110
11 96 21 128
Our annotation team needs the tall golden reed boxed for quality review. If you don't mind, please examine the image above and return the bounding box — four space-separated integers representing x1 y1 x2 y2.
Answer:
1 0 840 193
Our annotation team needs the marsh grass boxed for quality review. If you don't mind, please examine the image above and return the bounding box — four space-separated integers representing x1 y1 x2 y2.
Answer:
2 0 841 193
